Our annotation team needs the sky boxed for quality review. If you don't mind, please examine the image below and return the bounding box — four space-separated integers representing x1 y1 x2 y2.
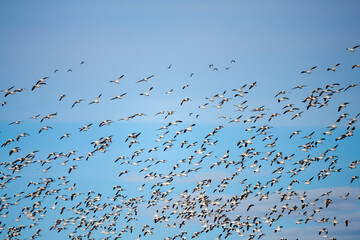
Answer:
0 1 360 240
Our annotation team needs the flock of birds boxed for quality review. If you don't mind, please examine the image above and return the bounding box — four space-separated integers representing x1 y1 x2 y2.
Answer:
0 45 360 240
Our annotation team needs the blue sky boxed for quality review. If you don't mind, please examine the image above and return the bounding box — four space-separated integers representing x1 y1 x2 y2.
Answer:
0 1 360 240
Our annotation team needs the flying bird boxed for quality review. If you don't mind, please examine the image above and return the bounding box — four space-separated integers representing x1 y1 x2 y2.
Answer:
89 94 102 104
346 45 359 52
301 66 317 74
110 75 125 84
59 94 66 101
71 99 85 108
327 63 340 71
137 75 154 83
140 87 153 96
110 93 127 100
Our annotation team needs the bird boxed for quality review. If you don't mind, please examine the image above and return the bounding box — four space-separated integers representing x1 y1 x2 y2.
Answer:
165 89 173 94
30 114 41 120
327 63 340 71
39 126 52 133
89 94 102 104
16 132 30 141
9 121 23 125
345 220 351 227
292 85 308 90
137 75 154 83
1 86 14 96
340 192 349 200
346 45 359 52
59 94 66 101
182 84 189 89
140 87 153 96
9 147 20 155
110 75 125 84
71 99 85 108
180 98 191 106
60 133 70 140
99 120 112 127
110 93 127 100
31 82 46 91
338 102 349 112
351 176 359 183
301 66 317 74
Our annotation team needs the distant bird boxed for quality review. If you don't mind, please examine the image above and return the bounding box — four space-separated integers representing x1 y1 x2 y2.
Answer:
274 226 282 233
346 45 359 52
39 126 52 133
352 64 360 69
274 91 287 98
71 99 85 108
89 94 102 104
68 165 77 174
59 94 66 101
9 147 20 155
247 204 254 211
60 133 70 140
301 66 317 74
198 103 208 109
345 220 351 227
182 84 189 89
99 120 112 127
140 87 153 96
249 82 257 89
327 63 340 71
9 121 23 125
292 85 308 90
351 176 359 183
31 82 46 91
79 123 92 132
110 93 127 100
110 75 125 84
340 192 349 200
180 98 191 106
30 114 40 120
80 61 84 64
1 86 14 96
38 76 49 81
16 132 29 141
137 75 154 83
338 102 349 112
